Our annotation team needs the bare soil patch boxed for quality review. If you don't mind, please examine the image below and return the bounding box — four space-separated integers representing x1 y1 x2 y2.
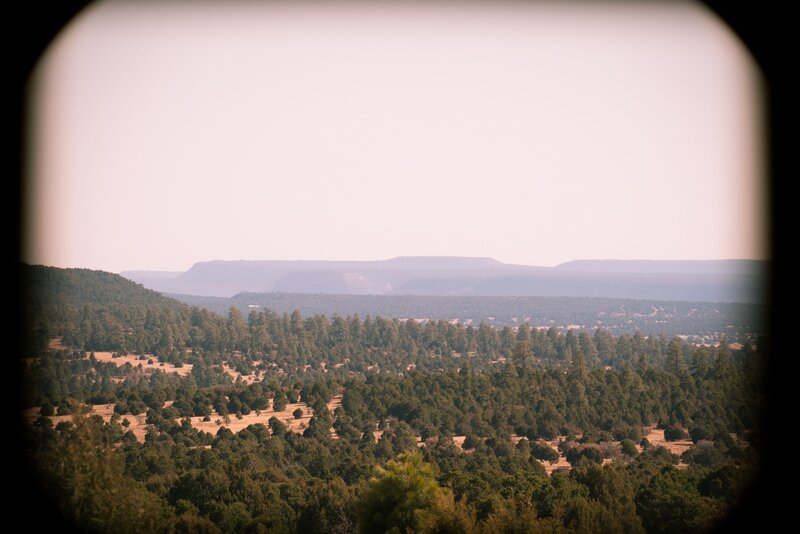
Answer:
540 436 572 475
48 337 68 351
24 403 149 442
190 401 311 435
49 339 273 384
190 393 344 437
221 362 263 384
92 351 193 377
543 456 572 475
642 426 693 456
641 425 691 468
26 394 344 444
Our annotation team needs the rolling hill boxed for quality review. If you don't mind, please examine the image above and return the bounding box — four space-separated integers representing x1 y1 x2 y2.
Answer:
23 264 183 310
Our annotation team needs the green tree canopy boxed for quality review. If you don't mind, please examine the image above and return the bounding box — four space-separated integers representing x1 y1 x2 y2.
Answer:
357 451 451 533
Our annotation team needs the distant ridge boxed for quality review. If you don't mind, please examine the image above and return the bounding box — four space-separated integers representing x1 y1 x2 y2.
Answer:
120 270 183 279
121 257 767 303
555 259 765 275
382 256 514 270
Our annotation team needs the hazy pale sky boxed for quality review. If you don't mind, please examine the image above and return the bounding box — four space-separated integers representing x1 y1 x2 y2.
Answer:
25 0 766 273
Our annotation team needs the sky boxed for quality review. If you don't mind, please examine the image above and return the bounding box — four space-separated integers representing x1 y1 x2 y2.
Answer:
24 0 767 273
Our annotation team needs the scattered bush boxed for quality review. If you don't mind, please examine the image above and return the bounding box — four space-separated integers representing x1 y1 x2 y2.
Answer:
664 425 689 442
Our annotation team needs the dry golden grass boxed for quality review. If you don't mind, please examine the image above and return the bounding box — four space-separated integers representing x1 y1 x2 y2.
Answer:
48 337 68 351
91 351 194 377
24 402 696 473
190 403 309 434
25 394 344 443
544 456 572 475
23 403 150 442
54 340 275 385
187 392 342 436
641 425 692 469
642 426 693 455
540 436 572 475
27 339 347 443
25 349 700 466
193 393 345 436
221 362 264 385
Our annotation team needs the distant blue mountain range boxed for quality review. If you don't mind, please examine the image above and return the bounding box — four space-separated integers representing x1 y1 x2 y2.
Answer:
121 257 767 303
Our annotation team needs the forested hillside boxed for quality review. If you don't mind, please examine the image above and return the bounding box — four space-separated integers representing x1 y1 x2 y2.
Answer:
19 265 766 532
21 264 189 355
23 264 180 309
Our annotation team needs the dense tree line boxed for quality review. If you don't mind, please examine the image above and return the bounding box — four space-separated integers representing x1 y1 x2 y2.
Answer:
26 358 759 533
20 265 764 532
178 292 763 343
22 264 186 355
23 265 762 356
23 334 761 532
22 304 760 413
338 346 759 450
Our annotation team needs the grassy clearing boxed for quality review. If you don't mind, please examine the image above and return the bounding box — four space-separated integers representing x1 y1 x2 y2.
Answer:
24 401 696 474
91 351 194 377
25 394 345 443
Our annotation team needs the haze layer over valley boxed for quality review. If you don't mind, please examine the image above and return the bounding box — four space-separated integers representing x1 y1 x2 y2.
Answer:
122 256 766 303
